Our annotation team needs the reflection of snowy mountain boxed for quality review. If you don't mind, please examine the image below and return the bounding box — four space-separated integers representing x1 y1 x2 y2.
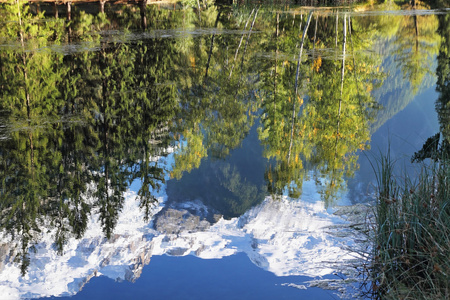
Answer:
0 181 360 300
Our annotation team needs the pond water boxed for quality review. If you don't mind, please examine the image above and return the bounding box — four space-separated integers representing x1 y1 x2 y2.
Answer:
0 1 449 299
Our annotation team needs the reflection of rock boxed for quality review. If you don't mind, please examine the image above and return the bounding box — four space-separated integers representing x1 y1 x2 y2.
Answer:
0 243 12 273
153 200 212 234
74 270 99 294
166 247 188 256
125 249 152 282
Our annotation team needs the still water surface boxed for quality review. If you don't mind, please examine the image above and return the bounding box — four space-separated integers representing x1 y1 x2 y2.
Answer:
0 1 448 299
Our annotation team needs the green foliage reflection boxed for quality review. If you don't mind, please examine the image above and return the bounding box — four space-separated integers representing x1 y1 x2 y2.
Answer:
0 2 447 276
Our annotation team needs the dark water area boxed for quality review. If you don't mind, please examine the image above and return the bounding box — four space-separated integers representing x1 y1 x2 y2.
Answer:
0 0 449 299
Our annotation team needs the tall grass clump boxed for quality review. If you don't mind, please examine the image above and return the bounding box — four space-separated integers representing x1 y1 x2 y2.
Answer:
369 151 450 299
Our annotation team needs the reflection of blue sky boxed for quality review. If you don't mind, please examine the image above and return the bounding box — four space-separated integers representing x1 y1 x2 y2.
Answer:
55 254 339 300
372 85 440 159
349 85 441 203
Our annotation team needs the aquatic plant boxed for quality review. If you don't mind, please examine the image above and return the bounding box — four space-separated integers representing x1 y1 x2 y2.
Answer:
367 151 450 299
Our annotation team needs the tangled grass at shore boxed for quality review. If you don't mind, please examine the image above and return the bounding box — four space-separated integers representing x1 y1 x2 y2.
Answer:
367 152 450 299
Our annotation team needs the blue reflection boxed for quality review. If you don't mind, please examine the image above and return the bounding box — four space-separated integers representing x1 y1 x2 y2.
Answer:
46 253 340 300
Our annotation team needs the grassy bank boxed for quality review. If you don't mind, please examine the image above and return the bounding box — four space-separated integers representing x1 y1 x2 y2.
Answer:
368 152 450 299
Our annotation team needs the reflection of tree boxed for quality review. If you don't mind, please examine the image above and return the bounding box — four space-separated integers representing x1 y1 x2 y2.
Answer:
258 13 381 204
411 133 443 162
171 124 207 180
173 4 259 164
168 156 266 219
214 163 266 217
361 3 441 131
168 5 265 216
392 4 440 93
62 37 181 236
436 13 450 144
0 128 52 275
412 12 450 162
127 39 179 220
258 12 311 198
307 16 374 204
0 4 184 273
1 3 228 270
0 0 69 274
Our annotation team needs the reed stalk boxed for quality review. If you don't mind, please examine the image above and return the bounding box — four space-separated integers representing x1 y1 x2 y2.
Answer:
367 152 450 299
